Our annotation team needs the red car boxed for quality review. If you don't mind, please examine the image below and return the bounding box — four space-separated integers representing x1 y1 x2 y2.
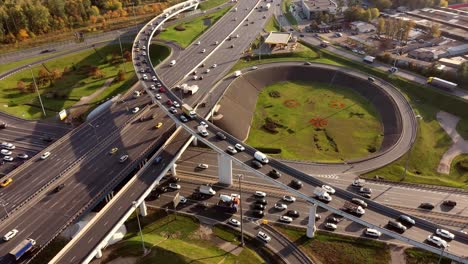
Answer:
159 87 166 93
166 99 173 106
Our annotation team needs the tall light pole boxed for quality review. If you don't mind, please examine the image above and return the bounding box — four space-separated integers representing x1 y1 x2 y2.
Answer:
28 65 46 117
237 174 245 247
88 123 98 145
0 199 9 217
132 201 148 255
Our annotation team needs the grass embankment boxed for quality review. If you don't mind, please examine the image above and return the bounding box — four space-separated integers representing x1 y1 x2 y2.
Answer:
231 44 340 72
282 0 298 26
246 81 383 162
264 16 281 32
199 0 229 10
103 211 265 264
312 42 468 188
450 154 468 179
0 43 170 120
456 118 468 140
158 6 231 48
405 248 451 264
233 40 468 187
275 225 390 264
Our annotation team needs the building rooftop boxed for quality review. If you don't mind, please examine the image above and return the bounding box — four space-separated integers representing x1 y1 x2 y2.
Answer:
264 32 292 45
302 0 336 11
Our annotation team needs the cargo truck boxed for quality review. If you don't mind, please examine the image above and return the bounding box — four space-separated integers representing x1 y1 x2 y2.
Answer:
9 238 36 260
363 55 375 63
182 104 196 119
343 201 365 215
199 185 216 195
313 187 332 202
427 77 457 92
180 83 199 95
217 194 240 213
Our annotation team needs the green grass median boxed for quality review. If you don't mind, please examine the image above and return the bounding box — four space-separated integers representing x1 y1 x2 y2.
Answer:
275 225 391 264
158 6 231 48
199 0 229 10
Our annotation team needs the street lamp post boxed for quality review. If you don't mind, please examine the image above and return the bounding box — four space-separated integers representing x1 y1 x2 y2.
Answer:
28 65 46 117
237 174 245 247
132 201 148 255
88 123 98 145
0 199 9 217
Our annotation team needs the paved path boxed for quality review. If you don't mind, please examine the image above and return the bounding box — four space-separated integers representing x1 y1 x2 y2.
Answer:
389 245 407 264
437 111 468 174
66 77 115 120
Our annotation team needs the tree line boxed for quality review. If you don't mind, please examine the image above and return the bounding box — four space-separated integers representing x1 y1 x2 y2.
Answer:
0 0 166 44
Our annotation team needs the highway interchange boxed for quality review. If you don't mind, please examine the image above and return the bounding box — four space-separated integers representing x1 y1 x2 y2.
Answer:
0 0 467 263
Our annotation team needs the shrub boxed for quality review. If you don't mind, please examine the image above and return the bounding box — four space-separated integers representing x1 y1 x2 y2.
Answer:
457 158 468 171
175 25 186 31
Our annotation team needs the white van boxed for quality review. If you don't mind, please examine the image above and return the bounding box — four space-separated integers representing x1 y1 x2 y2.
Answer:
170 60 176 67
254 151 269 164
234 70 242 77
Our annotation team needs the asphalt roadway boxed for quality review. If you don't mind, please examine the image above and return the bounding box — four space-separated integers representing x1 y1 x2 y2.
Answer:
0 113 71 177
176 147 468 229
56 1 463 262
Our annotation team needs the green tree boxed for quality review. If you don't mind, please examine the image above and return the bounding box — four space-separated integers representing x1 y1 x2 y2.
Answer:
116 68 126 81
430 23 441 38
45 0 66 19
377 17 385 36
374 0 392 10
457 61 468 86
17 80 27 93
24 3 51 34
370 8 380 19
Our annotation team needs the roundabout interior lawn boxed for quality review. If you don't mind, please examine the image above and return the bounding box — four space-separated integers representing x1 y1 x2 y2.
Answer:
246 81 383 162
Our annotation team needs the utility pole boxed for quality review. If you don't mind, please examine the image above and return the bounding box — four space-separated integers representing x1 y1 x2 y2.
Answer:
237 174 245 247
132 201 148 255
28 65 46 117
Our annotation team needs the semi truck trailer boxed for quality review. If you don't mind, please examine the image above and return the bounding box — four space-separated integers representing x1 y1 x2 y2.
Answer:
9 238 36 260
427 77 457 91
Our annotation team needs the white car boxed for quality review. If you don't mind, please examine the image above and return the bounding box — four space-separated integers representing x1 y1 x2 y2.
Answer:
200 130 209 137
3 156 13 162
235 34 239 38
180 196 187 204
235 143 245 151
214 41 219 45
436 229 455 240
155 94 162 100
200 121 208 128
169 107 177 114
132 107 140 113
322 185 335 194
228 218 241 227
142 74 148 80
226 146 237 155
196 41 201 45
274 203 288 210
279 216 293 223
17 153 29 159
150 84 156 90
197 163 209 169
364 228 381 238
2 229 18 241
41 151 51 160
325 223 337 230
1 149 12 155
427 235 448 248
168 183 181 190
251 66 258 70
255 191 266 198
205 69 210 73
201 49 206 53
193 75 198 80
282 195 296 202
212 64 217 68
152 76 157 81
257 231 271 242
173 101 180 108
1 142 15 150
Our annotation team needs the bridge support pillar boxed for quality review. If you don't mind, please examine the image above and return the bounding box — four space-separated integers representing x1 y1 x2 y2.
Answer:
217 154 232 185
171 164 177 176
306 204 317 238
192 137 198 146
95 248 103 258
139 201 148 217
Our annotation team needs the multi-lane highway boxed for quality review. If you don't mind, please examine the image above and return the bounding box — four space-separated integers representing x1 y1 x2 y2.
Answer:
1 0 467 262
175 147 468 229
130 1 468 261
